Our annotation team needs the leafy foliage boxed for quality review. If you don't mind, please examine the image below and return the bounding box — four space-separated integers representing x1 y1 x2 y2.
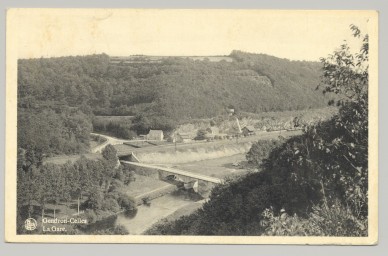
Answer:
16 155 137 234
93 117 136 139
194 129 208 140
261 200 367 236
18 107 92 156
246 139 283 166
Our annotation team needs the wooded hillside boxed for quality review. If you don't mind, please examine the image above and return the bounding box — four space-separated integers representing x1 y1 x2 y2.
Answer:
18 52 329 119
17 51 331 156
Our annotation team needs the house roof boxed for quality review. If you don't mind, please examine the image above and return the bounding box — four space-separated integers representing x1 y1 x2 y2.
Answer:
148 130 163 135
244 126 255 132
177 132 194 139
209 127 219 134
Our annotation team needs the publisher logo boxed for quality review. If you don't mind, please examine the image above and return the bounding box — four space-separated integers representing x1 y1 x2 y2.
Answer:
24 218 38 231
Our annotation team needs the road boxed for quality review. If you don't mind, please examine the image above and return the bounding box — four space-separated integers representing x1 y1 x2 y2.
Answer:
121 161 224 184
91 133 168 153
114 129 303 156
90 133 133 153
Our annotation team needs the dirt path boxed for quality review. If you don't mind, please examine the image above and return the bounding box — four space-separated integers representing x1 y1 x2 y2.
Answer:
90 133 133 153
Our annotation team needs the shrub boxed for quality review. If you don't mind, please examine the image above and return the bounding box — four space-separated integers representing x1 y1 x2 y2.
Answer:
261 208 318 236
194 129 207 140
261 200 367 236
117 193 137 212
83 209 97 224
83 188 104 210
142 197 151 206
92 225 130 235
101 198 120 212
246 139 282 166
308 200 367 236
113 225 130 235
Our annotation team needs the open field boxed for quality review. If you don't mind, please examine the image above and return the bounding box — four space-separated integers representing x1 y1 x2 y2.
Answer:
44 153 103 165
172 154 249 179
94 115 134 123
144 199 207 234
115 130 301 156
119 174 174 199
239 106 337 120
115 193 196 235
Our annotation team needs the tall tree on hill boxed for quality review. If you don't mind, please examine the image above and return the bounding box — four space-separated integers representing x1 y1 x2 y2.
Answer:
131 114 151 135
102 144 118 169
101 145 119 192
317 24 369 213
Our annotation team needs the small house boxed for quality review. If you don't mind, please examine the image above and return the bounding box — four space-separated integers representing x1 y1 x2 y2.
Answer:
209 127 220 135
242 126 255 136
227 108 235 116
176 133 193 143
147 130 164 141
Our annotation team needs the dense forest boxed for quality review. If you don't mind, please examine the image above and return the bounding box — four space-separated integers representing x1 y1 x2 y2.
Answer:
146 26 369 236
18 51 328 118
17 50 331 156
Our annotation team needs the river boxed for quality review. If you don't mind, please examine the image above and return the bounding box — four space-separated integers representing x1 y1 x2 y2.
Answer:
88 153 249 234
115 193 198 234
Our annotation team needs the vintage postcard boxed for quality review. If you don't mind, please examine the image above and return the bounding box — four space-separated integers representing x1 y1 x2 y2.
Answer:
5 9 378 244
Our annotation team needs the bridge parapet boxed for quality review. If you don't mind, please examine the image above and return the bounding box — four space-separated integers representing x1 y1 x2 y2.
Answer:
120 160 221 197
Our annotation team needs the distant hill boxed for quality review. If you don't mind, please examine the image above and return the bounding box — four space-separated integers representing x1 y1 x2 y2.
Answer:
17 52 334 154
18 51 332 121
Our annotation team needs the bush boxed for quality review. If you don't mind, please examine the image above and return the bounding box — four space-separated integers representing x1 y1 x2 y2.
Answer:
261 208 317 236
142 197 151 206
83 209 97 224
246 139 282 166
83 189 104 210
125 171 136 185
114 168 125 182
308 201 367 236
113 225 130 235
194 129 207 140
261 200 367 236
101 198 120 212
117 193 137 212
92 225 130 235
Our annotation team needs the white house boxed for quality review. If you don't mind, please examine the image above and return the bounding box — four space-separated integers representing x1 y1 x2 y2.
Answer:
176 132 193 143
147 130 164 141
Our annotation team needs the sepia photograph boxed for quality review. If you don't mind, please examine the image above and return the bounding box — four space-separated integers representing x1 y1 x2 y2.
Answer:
5 9 378 244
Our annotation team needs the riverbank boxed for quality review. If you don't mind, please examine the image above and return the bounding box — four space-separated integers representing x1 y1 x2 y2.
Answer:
115 193 197 234
144 199 206 235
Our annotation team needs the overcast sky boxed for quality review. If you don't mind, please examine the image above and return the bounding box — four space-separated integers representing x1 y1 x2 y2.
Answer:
10 9 372 61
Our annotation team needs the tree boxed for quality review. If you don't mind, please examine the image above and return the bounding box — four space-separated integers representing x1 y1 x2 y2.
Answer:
131 114 151 135
195 129 207 140
101 145 119 192
83 186 104 210
246 140 282 166
46 164 64 218
320 24 368 107
102 144 118 169
315 25 369 215
266 25 369 219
